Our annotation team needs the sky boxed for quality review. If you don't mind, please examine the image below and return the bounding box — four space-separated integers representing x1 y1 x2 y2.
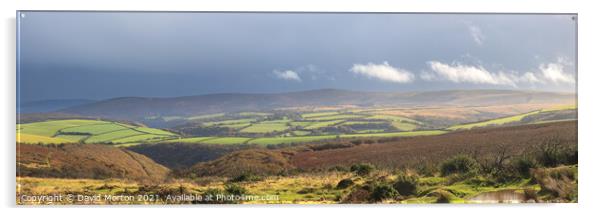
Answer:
18 12 577 102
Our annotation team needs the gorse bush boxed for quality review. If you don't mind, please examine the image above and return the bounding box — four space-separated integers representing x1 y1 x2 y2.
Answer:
224 184 246 196
351 163 375 176
350 163 375 176
534 139 577 167
370 184 399 202
511 156 538 179
393 174 418 196
336 178 354 189
439 155 480 176
229 173 262 182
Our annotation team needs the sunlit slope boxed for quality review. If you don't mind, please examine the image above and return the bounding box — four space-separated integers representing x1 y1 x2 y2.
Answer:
17 119 178 144
448 105 577 130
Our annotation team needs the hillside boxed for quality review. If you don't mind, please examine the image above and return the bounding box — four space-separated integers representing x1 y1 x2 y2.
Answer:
292 121 577 170
18 99 95 113
17 119 178 145
184 149 295 177
181 121 576 177
59 89 575 121
17 144 170 183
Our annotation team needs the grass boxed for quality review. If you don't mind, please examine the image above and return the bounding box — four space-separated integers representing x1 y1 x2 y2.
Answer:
246 130 446 145
133 127 176 136
290 121 314 127
366 115 421 124
339 130 446 138
541 104 577 112
291 130 311 136
391 121 418 131
240 123 289 133
17 170 546 204
202 137 252 145
448 111 540 130
17 119 178 145
238 112 271 117
17 134 72 144
160 137 217 143
187 113 225 120
17 119 102 137
61 123 130 135
248 135 338 145
220 123 251 129
304 120 344 130
202 118 256 126
83 129 146 143
300 112 339 119
305 114 364 121
54 134 88 142
110 134 171 143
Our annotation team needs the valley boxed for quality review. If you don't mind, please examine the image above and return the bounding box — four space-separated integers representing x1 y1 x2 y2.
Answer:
16 89 578 204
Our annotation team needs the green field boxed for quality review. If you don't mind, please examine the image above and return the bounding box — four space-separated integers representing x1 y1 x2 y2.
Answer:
304 120 344 130
391 121 418 131
300 112 339 119
187 113 225 120
202 137 252 145
366 114 422 124
202 118 256 127
305 114 364 121
160 137 217 143
17 119 178 145
240 122 290 133
448 111 540 130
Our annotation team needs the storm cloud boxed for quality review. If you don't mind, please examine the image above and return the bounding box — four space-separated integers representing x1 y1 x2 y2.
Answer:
17 12 577 102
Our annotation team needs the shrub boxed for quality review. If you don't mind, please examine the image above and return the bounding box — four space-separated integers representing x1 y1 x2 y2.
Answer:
370 184 400 202
393 174 418 196
439 155 480 176
534 136 577 167
416 163 438 177
350 163 375 176
336 178 354 189
511 156 538 179
297 187 317 194
230 173 262 182
328 165 349 172
224 184 246 196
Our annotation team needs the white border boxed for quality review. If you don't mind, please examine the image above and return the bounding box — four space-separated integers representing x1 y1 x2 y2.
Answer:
2 0 601 215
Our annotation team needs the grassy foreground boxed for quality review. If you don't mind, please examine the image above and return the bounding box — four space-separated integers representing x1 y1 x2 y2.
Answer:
17 164 576 204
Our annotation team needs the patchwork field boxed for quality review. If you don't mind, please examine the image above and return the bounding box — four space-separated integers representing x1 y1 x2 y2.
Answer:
17 104 576 147
17 119 178 145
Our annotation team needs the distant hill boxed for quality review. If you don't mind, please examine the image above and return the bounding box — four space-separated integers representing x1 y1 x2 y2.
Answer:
17 144 169 183
179 121 576 177
59 89 575 121
18 99 95 113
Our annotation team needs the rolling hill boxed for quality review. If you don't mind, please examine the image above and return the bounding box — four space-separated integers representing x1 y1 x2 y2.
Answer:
180 121 577 177
59 89 575 121
18 99 95 113
17 119 178 145
17 143 170 183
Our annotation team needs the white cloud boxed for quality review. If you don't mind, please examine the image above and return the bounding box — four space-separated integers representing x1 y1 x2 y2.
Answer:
426 61 516 86
520 72 543 84
350 61 414 83
539 62 575 84
468 24 485 46
423 58 575 87
273 70 302 82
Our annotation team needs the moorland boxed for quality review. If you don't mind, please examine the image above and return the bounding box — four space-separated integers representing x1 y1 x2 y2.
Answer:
16 89 577 204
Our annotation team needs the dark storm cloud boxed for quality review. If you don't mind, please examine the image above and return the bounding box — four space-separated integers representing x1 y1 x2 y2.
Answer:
17 12 576 101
